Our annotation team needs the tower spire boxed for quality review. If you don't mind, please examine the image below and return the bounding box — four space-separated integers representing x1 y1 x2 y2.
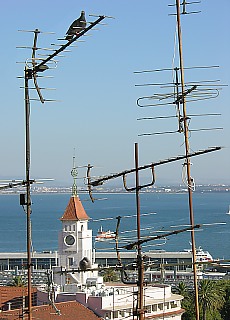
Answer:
71 150 78 196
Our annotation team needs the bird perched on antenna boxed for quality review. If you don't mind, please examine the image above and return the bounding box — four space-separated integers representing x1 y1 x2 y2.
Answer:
79 257 91 271
66 11 87 40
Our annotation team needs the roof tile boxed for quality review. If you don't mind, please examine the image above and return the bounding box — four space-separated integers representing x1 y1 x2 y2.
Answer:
1 300 102 319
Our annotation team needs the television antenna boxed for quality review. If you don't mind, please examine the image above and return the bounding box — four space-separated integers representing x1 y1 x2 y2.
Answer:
134 1 226 318
17 12 110 320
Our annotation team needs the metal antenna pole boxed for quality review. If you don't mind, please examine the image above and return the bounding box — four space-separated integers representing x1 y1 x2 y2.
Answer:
135 143 145 320
24 66 32 320
175 1 200 319
19 14 108 320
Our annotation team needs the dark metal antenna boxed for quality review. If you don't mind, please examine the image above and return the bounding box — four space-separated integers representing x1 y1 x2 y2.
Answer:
175 1 199 318
86 145 221 320
134 143 145 320
86 146 221 189
24 66 33 320
18 13 108 320
34 15 106 73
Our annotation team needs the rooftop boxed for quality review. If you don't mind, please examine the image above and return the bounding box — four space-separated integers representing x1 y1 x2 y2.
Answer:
60 195 89 221
1 300 102 320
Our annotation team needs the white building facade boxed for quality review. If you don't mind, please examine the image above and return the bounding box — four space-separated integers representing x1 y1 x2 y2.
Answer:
38 283 184 319
53 194 99 287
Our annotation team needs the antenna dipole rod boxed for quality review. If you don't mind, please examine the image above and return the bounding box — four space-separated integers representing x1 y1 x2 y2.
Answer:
34 15 105 72
176 1 200 319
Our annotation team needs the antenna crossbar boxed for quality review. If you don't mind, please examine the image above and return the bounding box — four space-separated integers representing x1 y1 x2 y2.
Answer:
89 146 221 187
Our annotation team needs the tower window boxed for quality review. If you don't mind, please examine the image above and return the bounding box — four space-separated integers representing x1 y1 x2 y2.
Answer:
68 257 74 266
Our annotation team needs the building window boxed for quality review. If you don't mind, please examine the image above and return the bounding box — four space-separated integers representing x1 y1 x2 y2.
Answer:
164 302 170 309
152 304 157 312
125 308 132 316
171 301 178 308
9 259 23 270
68 258 74 266
158 303 163 311
146 305 151 313
0 259 8 271
105 312 111 319
119 310 125 317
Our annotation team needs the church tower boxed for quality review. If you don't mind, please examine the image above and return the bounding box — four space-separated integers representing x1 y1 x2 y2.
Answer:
54 155 99 288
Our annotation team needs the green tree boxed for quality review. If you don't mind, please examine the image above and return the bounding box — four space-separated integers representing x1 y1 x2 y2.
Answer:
198 280 225 320
102 268 118 282
176 282 189 298
220 280 230 320
175 282 195 320
8 275 26 287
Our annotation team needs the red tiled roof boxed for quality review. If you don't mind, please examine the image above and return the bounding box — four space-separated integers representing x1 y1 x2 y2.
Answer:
1 300 102 320
0 286 37 311
60 196 89 221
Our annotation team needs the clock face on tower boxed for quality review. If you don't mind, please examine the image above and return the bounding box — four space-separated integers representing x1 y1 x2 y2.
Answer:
64 234 76 246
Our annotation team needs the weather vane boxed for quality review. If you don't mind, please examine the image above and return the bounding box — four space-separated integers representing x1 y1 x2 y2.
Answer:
71 150 78 196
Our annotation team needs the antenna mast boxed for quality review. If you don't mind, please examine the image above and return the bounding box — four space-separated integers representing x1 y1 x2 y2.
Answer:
135 143 145 320
19 13 108 320
175 0 199 318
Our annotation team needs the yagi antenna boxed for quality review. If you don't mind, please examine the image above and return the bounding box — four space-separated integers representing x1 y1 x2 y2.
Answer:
0 178 53 190
134 2 223 317
135 64 226 135
87 146 221 189
17 14 107 104
136 87 220 107
168 0 201 15
17 13 109 320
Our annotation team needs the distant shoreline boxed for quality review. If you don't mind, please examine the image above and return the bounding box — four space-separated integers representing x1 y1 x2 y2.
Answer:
0 188 229 195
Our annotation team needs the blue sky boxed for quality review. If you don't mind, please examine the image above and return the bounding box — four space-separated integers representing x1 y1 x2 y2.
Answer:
0 0 229 187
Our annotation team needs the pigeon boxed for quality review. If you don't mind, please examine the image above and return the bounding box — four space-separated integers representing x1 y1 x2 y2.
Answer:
79 257 91 271
66 11 86 40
